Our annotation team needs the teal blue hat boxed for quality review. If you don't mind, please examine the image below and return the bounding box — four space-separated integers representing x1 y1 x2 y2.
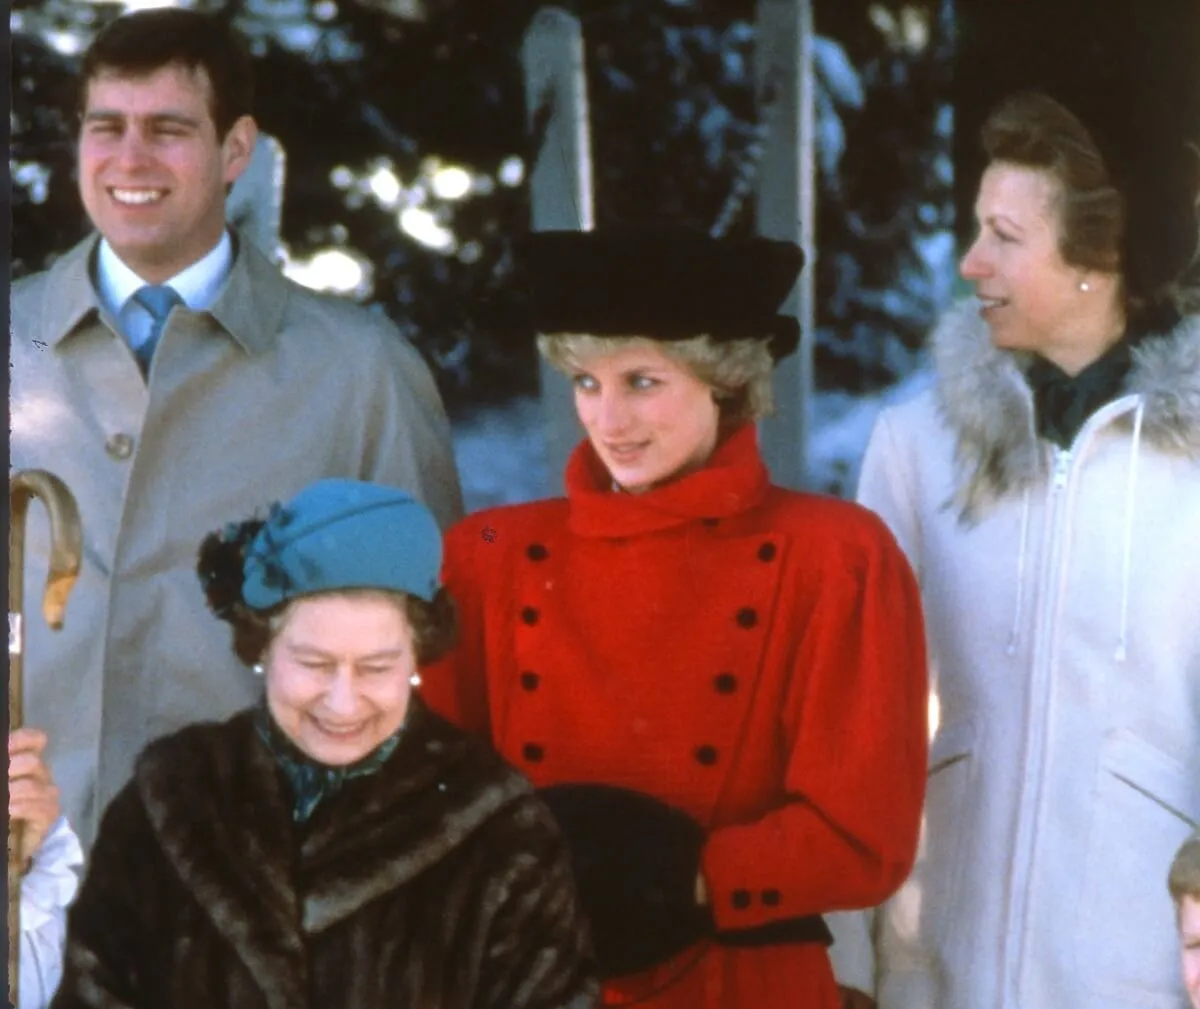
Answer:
241 480 442 609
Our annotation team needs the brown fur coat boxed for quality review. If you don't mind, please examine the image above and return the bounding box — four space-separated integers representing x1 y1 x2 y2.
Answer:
51 698 598 1009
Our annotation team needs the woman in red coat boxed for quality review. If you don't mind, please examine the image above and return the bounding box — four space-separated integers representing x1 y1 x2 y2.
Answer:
422 226 928 1009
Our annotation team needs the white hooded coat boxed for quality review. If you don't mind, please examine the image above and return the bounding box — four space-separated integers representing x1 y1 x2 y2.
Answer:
830 300 1200 1009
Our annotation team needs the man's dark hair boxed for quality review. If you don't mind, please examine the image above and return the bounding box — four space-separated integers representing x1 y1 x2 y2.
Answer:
79 8 254 138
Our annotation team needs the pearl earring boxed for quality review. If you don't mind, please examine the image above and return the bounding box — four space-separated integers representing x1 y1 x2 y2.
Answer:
1079 280 1091 292
252 663 264 676
409 672 422 687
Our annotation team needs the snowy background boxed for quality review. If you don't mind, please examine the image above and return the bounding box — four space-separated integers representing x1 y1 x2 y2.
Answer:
11 0 960 509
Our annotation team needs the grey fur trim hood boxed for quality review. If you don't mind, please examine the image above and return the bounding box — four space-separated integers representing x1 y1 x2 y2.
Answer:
931 299 1200 520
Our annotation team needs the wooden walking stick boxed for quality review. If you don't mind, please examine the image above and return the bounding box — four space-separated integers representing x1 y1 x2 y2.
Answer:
8 471 82 1009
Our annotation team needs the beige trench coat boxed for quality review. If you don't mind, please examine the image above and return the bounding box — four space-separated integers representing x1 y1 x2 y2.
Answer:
10 234 464 847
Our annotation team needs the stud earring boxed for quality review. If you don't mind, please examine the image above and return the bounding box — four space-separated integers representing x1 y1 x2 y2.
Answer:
1079 280 1091 292
252 663 265 676
409 672 422 687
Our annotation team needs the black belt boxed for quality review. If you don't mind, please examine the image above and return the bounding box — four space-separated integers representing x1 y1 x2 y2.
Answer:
716 914 833 948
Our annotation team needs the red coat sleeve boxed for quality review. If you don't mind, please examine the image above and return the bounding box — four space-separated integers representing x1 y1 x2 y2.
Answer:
700 517 928 931
420 516 495 737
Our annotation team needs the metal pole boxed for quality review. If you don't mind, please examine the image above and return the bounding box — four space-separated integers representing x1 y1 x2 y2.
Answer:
521 7 595 496
755 0 816 490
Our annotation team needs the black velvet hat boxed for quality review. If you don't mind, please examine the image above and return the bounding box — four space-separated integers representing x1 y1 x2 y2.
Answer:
517 225 805 361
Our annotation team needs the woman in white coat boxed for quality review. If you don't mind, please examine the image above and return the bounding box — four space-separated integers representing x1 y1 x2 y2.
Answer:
834 86 1200 1009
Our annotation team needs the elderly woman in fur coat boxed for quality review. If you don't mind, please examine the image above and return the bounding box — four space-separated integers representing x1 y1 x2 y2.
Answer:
828 80 1200 1009
421 226 930 1009
50 480 598 1009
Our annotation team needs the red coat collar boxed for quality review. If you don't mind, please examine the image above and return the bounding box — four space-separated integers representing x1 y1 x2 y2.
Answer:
565 424 771 538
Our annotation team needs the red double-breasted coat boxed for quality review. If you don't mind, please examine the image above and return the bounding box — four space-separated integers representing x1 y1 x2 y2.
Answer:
422 425 928 1009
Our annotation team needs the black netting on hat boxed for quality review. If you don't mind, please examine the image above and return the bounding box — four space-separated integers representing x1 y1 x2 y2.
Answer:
196 518 266 621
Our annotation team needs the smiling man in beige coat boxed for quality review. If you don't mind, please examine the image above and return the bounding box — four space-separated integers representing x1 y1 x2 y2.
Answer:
10 8 463 850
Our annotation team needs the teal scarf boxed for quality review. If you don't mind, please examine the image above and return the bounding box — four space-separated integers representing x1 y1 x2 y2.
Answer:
254 702 404 823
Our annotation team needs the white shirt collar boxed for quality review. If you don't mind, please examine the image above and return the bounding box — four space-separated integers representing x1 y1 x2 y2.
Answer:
96 230 234 316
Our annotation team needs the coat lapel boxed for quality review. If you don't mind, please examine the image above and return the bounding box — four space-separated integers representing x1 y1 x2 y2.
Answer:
298 700 532 934
206 234 289 356
136 713 308 1009
39 237 106 349
137 703 534 976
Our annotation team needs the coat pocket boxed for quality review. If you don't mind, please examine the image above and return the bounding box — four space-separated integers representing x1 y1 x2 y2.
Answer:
878 719 977 965
1078 730 1199 1002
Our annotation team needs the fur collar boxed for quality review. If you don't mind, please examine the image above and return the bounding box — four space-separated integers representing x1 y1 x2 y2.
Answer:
931 299 1200 520
134 698 532 1009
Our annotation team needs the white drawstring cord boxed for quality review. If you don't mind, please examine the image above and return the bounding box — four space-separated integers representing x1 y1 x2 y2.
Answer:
1114 399 1145 663
1006 487 1032 656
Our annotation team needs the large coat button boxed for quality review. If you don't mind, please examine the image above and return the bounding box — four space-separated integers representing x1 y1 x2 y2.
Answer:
522 743 545 762
736 607 758 629
758 542 777 562
714 673 738 694
762 889 782 907
520 671 540 691
731 889 752 909
521 606 540 626
526 543 549 561
695 745 719 766
105 433 134 460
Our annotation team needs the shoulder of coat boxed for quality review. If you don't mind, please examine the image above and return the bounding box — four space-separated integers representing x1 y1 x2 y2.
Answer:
11 237 100 346
417 704 536 799
447 499 568 550
762 486 910 564
279 277 403 339
135 710 253 782
873 382 947 445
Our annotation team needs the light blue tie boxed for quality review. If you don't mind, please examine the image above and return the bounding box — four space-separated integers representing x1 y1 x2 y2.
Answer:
131 285 183 375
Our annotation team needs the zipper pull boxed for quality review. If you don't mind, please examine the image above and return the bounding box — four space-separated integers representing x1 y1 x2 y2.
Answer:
1053 449 1071 489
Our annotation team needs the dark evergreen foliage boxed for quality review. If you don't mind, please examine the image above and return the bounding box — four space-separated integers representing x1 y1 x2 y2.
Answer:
10 0 954 408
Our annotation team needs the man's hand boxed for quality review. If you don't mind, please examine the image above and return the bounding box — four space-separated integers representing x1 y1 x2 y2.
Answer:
838 985 876 1009
9 727 61 864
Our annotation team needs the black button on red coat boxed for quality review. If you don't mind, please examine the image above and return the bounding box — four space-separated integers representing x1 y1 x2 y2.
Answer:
521 606 540 626
523 743 545 762
762 889 782 907
732 889 752 909
520 671 540 691
758 542 777 562
714 672 738 694
736 607 758 628
526 543 549 561
695 745 719 766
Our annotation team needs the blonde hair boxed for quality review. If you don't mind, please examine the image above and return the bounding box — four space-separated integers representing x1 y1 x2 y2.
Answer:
537 333 775 428
1169 830 1200 906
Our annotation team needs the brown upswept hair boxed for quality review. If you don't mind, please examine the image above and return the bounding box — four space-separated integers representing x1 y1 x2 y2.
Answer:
981 91 1125 278
538 333 775 430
